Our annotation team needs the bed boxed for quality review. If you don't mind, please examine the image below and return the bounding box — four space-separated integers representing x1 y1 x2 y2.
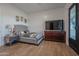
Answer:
14 25 43 45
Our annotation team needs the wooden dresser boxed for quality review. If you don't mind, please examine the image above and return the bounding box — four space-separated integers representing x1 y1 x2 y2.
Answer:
44 30 66 43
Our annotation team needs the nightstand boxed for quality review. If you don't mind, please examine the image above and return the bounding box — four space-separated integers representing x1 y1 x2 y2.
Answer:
4 35 19 46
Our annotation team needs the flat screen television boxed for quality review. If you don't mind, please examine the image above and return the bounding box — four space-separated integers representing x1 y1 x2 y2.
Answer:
45 20 64 31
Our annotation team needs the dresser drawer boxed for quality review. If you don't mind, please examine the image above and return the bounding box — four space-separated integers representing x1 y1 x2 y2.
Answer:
44 31 66 42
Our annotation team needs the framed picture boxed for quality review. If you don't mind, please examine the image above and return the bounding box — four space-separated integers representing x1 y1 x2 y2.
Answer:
21 16 23 22
24 18 27 23
16 16 19 22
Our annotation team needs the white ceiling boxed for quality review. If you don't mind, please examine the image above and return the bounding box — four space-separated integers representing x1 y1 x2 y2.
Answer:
11 3 66 14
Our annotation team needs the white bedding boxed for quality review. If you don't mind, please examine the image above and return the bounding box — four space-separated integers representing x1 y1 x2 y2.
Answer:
19 32 43 45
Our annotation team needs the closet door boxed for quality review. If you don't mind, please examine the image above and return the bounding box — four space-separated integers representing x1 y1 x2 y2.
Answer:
69 4 77 53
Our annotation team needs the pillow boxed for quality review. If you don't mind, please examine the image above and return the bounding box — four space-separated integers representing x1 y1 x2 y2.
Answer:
23 33 30 37
19 31 30 37
30 33 37 38
20 31 25 36
24 31 29 34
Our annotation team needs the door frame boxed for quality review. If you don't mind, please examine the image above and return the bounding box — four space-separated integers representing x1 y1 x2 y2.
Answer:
69 3 79 54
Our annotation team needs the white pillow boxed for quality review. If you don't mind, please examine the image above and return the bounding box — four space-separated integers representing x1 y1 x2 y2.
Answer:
30 33 37 38
20 31 25 36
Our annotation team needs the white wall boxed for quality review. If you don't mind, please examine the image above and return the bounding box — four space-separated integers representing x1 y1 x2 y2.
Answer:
28 8 65 33
0 4 28 46
64 3 72 45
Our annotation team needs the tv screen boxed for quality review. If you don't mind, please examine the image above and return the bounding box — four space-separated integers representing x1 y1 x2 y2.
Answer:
45 20 64 30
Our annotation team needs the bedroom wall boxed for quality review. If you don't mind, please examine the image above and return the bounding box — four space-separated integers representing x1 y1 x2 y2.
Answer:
28 8 65 33
0 4 28 46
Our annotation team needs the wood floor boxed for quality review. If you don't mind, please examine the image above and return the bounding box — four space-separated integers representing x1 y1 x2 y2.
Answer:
0 41 78 56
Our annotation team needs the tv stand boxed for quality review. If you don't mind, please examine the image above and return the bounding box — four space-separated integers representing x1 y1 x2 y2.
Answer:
44 30 66 43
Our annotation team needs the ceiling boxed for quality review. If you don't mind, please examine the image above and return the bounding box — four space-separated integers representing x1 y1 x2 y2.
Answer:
11 3 66 14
